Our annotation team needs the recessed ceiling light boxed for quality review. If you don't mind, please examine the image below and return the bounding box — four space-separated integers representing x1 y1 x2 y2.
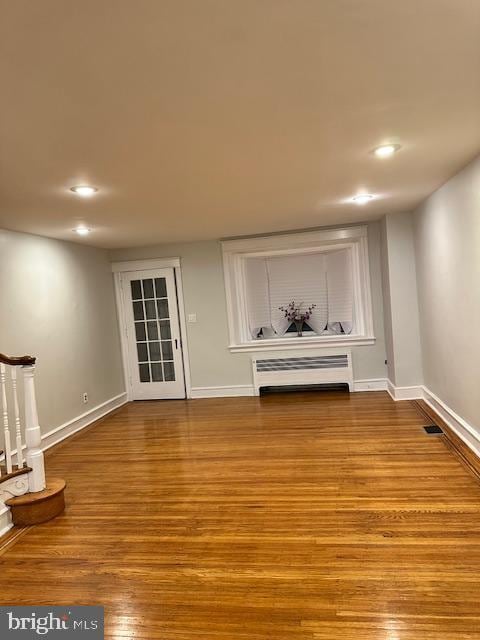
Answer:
352 194 374 205
74 226 90 236
70 185 98 197
372 144 401 158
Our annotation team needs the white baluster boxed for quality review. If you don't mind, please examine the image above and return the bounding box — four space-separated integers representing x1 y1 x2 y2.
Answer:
11 368 23 469
0 363 13 474
22 365 46 492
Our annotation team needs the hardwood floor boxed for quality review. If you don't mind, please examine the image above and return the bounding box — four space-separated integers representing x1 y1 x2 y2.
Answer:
1 391 480 639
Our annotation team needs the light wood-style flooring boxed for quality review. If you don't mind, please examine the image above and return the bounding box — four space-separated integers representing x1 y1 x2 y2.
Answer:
1 391 480 639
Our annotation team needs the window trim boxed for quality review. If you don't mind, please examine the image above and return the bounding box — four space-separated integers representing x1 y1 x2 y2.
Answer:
222 226 375 353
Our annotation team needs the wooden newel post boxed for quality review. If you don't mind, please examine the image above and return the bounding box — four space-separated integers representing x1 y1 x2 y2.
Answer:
22 365 46 492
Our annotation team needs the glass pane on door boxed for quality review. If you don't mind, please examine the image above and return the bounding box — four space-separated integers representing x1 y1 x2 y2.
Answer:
130 278 176 383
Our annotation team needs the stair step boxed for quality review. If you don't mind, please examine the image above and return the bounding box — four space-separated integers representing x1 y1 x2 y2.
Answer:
5 478 66 526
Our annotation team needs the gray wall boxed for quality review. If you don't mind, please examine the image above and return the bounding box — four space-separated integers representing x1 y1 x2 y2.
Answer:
381 212 423 387
0 229 125 434
110 221 387 388
380 218 396 383
413 154 480 428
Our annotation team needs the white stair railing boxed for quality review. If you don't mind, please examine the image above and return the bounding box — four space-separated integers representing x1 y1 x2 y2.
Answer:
0 354 46 493
0 364 13 474
11 368 23 469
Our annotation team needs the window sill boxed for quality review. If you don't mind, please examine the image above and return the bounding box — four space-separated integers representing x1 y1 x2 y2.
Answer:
228 335 376 353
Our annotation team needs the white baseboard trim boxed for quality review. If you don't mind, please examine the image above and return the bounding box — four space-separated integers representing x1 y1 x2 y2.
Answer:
40 392 128 452
190 385 256 399
4 391 129 464
353 378 388 392
385 381 480 461
422 386 480 459
191 380 391 398
0 506 12 538
387 380 424 401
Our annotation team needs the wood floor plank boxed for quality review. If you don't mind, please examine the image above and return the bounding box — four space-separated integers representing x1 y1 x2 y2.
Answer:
1 391 480 638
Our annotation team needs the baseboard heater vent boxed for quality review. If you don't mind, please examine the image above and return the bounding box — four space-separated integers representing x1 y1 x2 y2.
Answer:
252 351 353 396
259 383 350 396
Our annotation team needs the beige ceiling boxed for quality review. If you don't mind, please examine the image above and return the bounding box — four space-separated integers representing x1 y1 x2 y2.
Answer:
1 0 480 249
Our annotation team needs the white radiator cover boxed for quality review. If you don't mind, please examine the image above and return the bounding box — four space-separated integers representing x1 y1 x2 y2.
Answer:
252 349 353 395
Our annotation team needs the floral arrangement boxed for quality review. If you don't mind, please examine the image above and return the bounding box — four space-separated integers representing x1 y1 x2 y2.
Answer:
278 301 316 336
279 301 316 322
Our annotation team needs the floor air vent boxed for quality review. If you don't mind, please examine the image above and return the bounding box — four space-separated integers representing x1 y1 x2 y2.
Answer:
424 425 444 435
252 351 353 396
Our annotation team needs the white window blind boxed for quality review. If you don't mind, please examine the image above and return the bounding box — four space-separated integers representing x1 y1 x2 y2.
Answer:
244 257 270 337
326 249 353 334
245 249 353 339
267 253 328 335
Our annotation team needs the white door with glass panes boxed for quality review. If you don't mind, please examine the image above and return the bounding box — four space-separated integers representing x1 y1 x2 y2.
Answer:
121 268 185 399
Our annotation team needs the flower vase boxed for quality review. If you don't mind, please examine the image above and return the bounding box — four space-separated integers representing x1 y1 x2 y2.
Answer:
294 320 303 337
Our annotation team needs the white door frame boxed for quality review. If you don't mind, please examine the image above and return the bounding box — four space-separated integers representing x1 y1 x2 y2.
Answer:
112 258 192 400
